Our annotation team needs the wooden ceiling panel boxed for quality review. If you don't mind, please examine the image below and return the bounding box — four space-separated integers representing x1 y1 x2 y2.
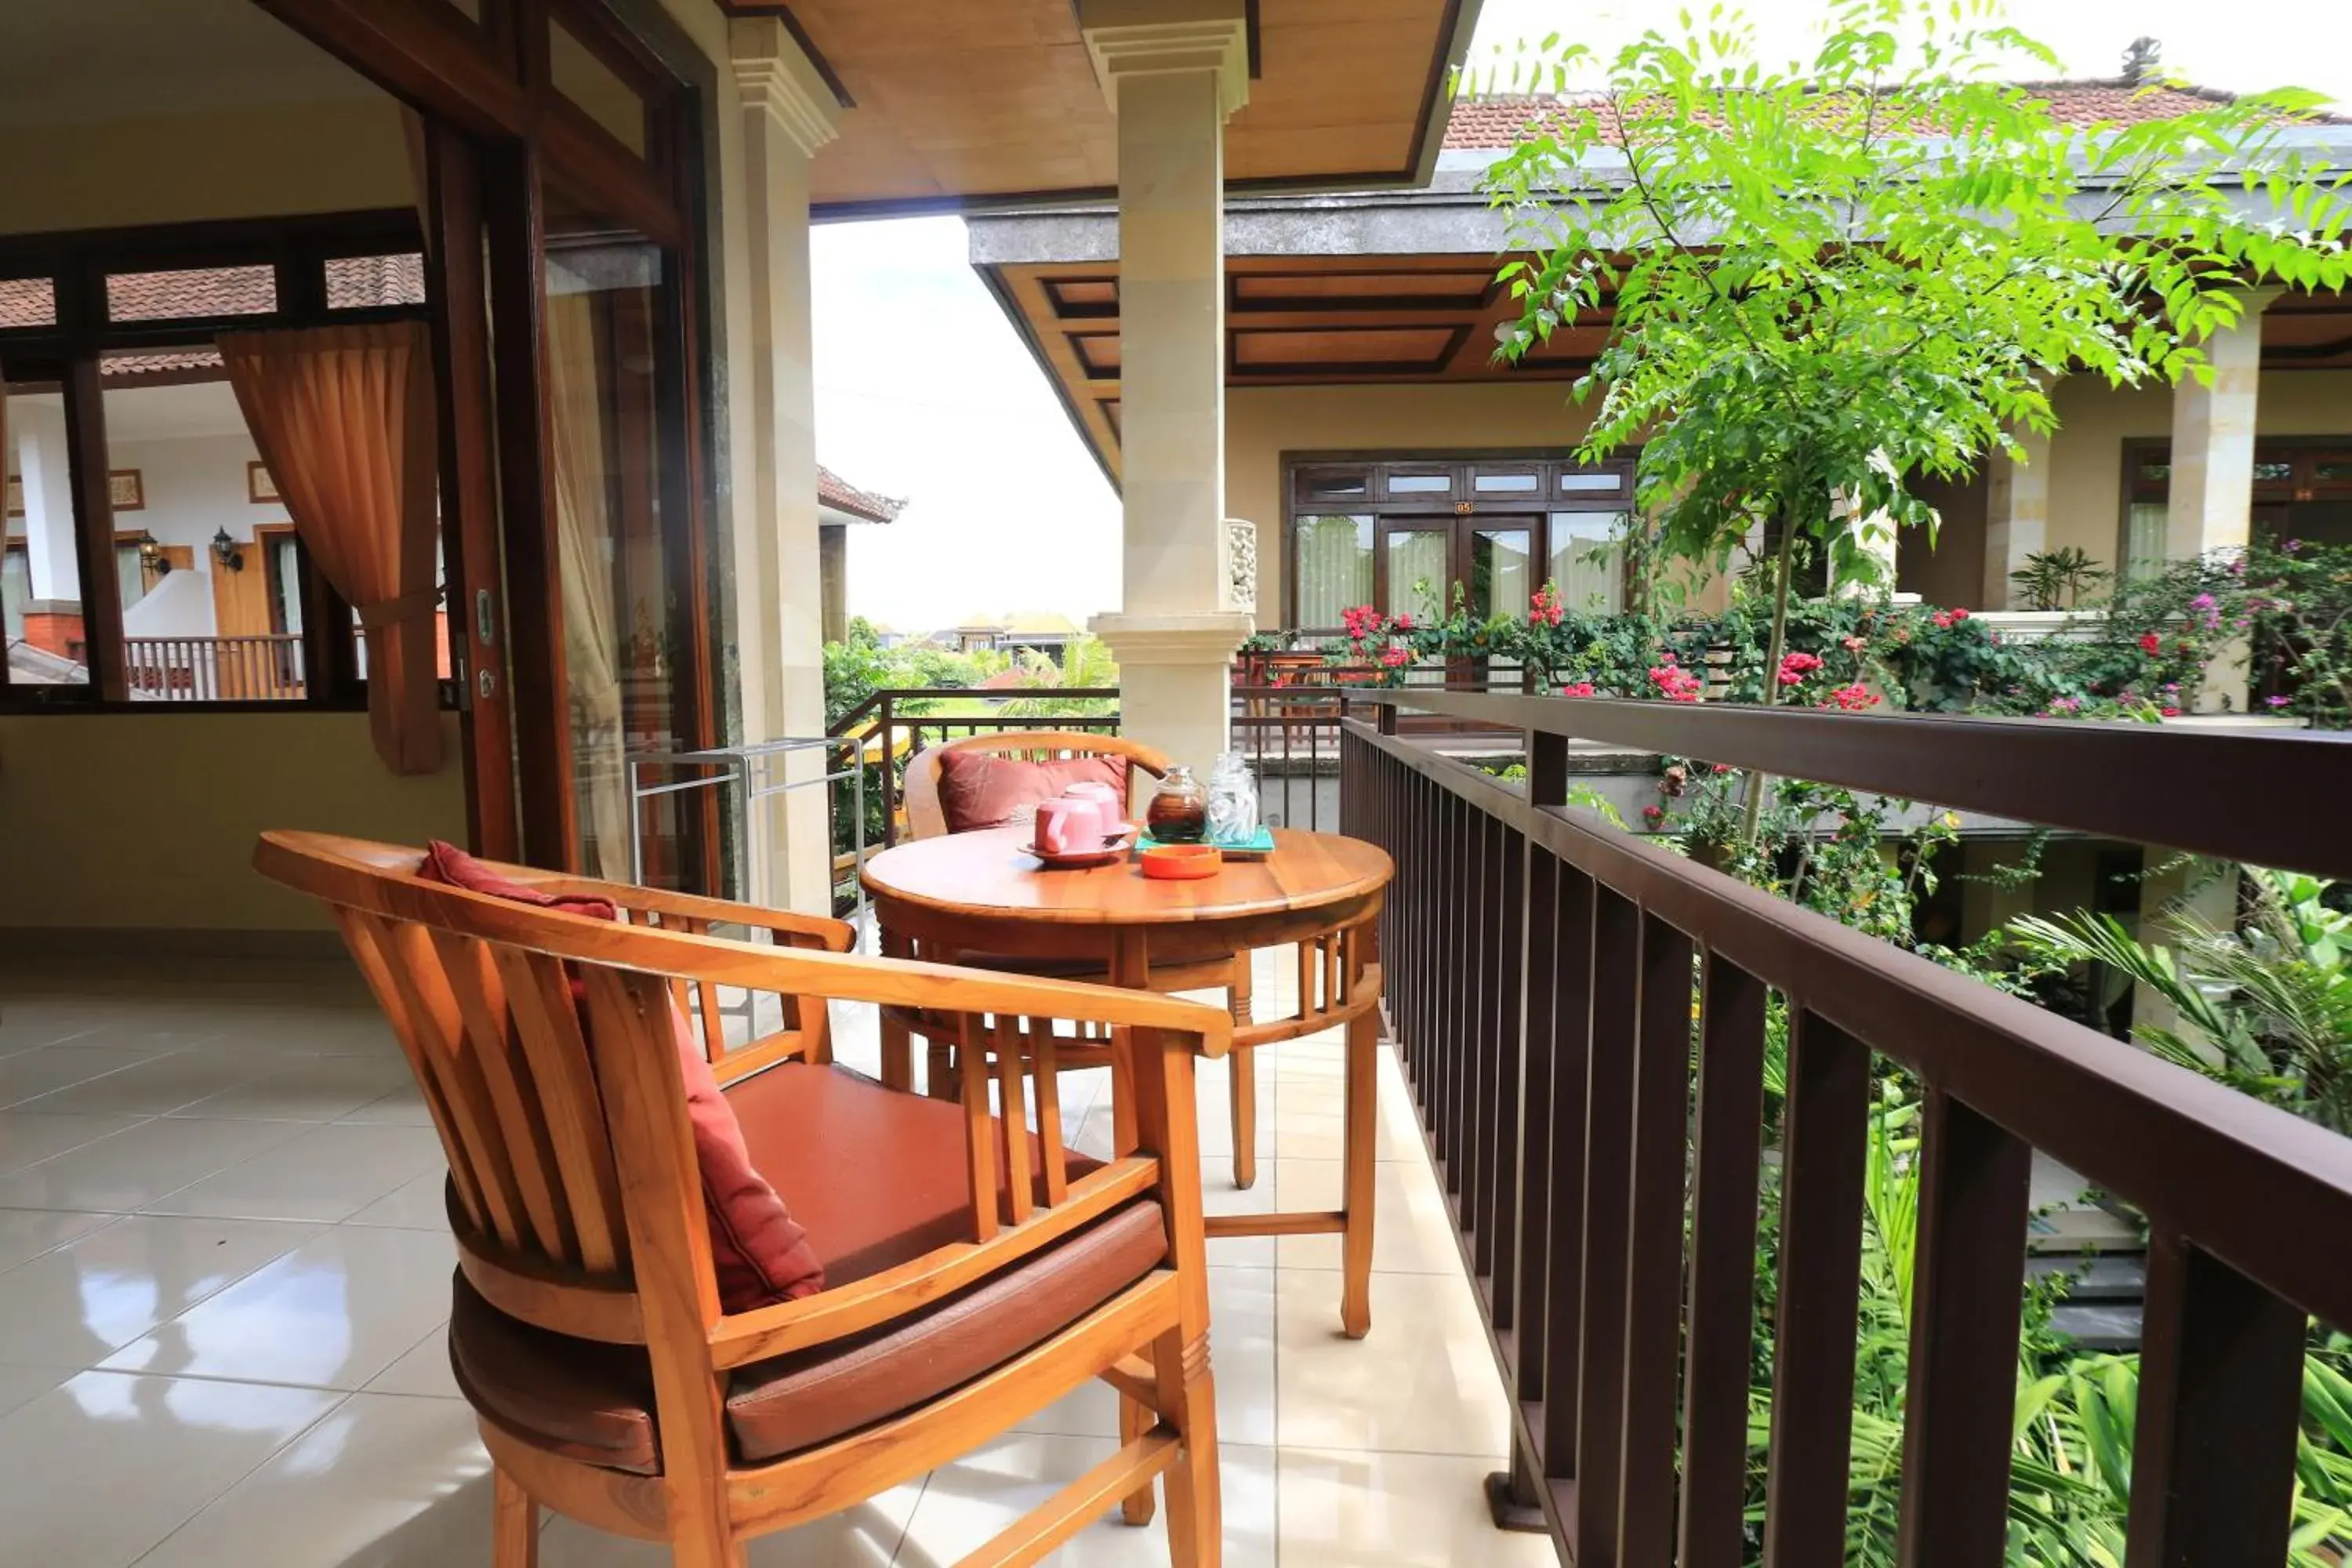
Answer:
1233 325 1461 372
1232 270 1491 310
755 0 1472 216
1071 332 1122 377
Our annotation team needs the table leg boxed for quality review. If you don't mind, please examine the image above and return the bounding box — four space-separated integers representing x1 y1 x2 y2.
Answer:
877 924 914 1094
1229 954 1257 1191
1341 1001 1378 1339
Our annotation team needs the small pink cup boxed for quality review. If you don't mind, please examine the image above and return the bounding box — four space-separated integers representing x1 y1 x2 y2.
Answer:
1064 780 1121 813
1035 797 1107 856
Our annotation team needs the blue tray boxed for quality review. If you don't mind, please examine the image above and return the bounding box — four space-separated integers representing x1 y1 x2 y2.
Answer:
1138 825 1275 857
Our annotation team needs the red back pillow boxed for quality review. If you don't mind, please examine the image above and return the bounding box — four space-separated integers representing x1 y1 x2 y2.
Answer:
935 750 1131 835
416 841 823 1312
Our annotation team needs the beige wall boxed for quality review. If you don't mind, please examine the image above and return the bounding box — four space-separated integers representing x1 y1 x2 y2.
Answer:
1227 382 1595 628
0 712 467 931
1227 370 2352 625
2044 370 2352 570
0 101 412 234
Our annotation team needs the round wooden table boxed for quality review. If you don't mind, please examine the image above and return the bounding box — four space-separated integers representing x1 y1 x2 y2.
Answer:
862 826 1396 1336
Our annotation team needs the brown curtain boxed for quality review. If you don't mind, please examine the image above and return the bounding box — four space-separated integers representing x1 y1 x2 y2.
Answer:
218 322 443 775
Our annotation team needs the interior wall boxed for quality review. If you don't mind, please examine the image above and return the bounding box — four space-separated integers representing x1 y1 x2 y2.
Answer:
0 101 412 234
2044 370 2352 572
0 711 466 931
1900 469 1988 608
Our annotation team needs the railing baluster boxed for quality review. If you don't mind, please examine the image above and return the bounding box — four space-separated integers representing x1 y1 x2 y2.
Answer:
1541 866 1595 1480
1512 843 1559 1406
1679 956 1769 1568
1894 1088 2032 1567
1485 822 1526 1316
1573 886 1641 1557
2123 1234 2306 1568
1617 913 1694 1563
1762 1009 1871 1568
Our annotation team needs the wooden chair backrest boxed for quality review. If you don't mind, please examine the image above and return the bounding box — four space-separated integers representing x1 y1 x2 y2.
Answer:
902 731 1171 840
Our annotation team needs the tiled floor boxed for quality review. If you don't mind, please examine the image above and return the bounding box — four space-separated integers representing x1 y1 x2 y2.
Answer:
0 947 1559 1568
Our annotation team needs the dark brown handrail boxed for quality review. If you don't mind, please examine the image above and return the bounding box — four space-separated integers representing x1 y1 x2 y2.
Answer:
1353 688 2352 880
1338 704 2352 1563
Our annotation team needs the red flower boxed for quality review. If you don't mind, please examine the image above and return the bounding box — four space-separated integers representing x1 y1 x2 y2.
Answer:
1841 634 1867 652
1777 651 1823 686
1646 664 1702 702
2138 631 2162 655
1951 608 1969 622
1392 613 1415 632
1379 644 1412 668
1933 611 1952 629
1641 804 1665 824
1559 681 1596 698
1820 682 1880 712
2161 705 2182 717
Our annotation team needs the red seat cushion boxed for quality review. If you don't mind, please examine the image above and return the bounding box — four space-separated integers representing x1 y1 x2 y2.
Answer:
416 841 824 1312
935 750 1128 834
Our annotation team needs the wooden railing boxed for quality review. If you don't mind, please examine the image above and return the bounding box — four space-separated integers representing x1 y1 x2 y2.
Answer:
122 634 305 702
1341 690 2352 1564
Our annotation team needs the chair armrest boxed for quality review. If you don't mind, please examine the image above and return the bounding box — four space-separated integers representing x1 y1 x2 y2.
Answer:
606 884 855 953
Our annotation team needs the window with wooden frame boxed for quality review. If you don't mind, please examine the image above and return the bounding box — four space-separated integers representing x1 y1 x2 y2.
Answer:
2118 436 2352 579
0 211 432 710
1282 452 1636 629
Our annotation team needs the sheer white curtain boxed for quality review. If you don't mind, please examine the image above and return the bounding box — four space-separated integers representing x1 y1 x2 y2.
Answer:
543 287 631 880
1384 532 1449 622
1293 514 1371 627
1548 511 1628 612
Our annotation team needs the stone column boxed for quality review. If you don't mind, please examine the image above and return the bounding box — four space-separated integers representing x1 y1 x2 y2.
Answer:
2169 288 2278 711
1982 428 2051 608
2168 289 2278 561
731 17 838 912
1080 0 1255 772
14 401 85 659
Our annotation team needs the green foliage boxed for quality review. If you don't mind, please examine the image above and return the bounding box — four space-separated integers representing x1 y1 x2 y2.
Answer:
1479 0 2350 607
2247 539 2352 728
2010 868 2352 1133
2010 547 2111 612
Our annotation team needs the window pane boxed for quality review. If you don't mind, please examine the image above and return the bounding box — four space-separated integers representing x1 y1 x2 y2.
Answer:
4 384 91 691
2318 459 2352 481
103 371 304 700
2252 460 2296 482
106 264 276 323
1292 514 1371 627
0 278 56 330
550 16 649 157
2126 502 2169 581
546 223 695 884
1472 470 1538 494
325 254 426 309
1470 528 1531 617
1384 532 1448 621
1298 469 1367 500
1548 511 1625 612
1558 470 1620 494
1386 472 1450 495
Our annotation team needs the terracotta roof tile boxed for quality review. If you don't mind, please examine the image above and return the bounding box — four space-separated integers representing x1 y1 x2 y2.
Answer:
1443 78 2342 149
0 277 56 329
817 464 905 523
105 264 277 322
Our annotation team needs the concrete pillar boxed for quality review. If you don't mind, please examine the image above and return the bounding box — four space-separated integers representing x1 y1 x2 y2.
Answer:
2133 860 2238 1051
818 524 847 647
1982 427 2050 608
731 17 837 913
1080 0 1254 772
2167 289 2279 562
15 401 78 603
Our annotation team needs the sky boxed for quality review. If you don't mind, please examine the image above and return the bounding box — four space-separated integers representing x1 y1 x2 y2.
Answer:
816 1 2350 636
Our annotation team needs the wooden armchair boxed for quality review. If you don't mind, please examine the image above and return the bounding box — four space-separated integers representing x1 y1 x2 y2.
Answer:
253 829 1227 1568
890 731 1266 1189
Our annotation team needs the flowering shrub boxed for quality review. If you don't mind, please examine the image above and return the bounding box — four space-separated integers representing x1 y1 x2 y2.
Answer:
1647 656 1704 702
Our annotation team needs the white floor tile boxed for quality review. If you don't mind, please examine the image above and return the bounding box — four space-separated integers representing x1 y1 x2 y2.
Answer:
365 1323 459 1401
1273 1156 1463 1275
0 1213 320 1364
0 1110 150 1174
101 1225 456 1391
134 1392 492 1568
345 1168 454 1231
0 1114 313 1212
1278 1447 1562 1567
1015 1266 1277 1449
0 1361 75 1421
894 1433 1276 1568
143 1123 448 1224
169 1054 416 1122
0 1046 180 1111
18 1051 264 1117
1276 1269 1512 1457
0 1206 118 1272
335 1084 436 1127
0 1370 339 1568
538 1479 923 1566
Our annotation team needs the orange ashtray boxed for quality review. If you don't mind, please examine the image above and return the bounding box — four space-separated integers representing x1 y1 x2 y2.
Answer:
1140 843 1222 880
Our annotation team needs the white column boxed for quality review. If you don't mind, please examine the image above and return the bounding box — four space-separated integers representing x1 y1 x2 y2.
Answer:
16 401 79 604
2169 289 2277 711
731 18 838 912
1080 0 1254 772
2167 289 2278 562
1983 428 2050 608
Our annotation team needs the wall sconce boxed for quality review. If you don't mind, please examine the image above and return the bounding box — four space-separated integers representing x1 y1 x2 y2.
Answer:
135 533 169 576
211 528 245 573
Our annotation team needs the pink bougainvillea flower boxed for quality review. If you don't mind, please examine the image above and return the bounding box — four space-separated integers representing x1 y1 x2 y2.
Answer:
1841 634 1867 652
2138 632 2162 654
1640 804 1665 824
1559 681 1595 698
1379 644 1411 668
1820 683 1879 712
1777 651 1823 686
2161 706 2182 717
2267 694 2292 709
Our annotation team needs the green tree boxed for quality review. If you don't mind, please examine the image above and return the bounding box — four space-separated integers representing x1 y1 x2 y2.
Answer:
1481 0 2351 835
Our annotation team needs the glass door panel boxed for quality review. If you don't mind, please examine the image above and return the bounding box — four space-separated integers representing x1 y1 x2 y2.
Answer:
543 215 695 885
1381 527 1449 622
1469 525 1532 686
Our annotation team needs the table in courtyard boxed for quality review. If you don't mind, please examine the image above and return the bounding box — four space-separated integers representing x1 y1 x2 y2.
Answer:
861 826 1394 1335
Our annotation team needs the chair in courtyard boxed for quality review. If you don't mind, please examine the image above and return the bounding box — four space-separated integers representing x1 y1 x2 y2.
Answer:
252 829 1226 1568
896 731 1271 1188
